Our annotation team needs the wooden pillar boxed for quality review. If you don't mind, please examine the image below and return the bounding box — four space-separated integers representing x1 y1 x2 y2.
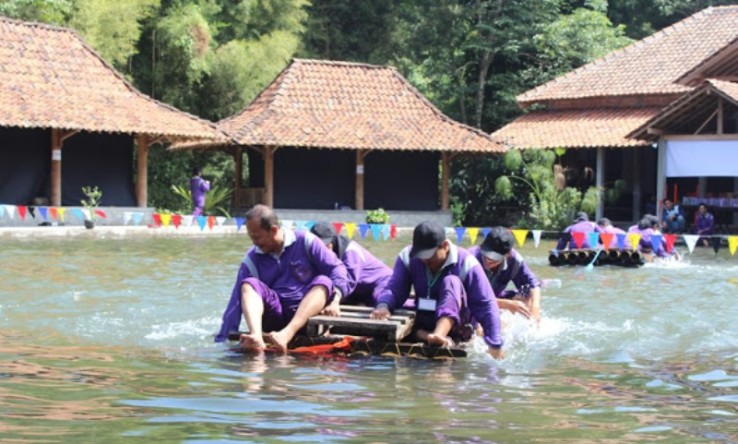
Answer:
595 147 604 220
355 150 366 211
441 152 450 210
136 134 149 207
264 146 274 207
50 129 63 206
234 146 243 207
631 148 642 221
656 138 666 220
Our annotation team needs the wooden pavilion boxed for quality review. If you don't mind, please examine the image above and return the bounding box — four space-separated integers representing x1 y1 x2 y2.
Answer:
172 59 507 216
493 6 738 225
0 17 225 208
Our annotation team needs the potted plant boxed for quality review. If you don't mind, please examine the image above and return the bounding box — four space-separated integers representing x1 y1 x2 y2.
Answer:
365 208 390 224
80 186 102 229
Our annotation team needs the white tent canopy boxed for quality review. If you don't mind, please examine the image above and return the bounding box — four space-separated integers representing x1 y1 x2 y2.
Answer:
665 140 738 177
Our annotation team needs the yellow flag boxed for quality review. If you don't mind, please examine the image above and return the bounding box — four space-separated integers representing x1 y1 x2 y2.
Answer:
467 227 480 245
345 223 357 239
511 229 528 247
729 236 738 256
160 214 172 227
57 207 66 222
627 233 641 250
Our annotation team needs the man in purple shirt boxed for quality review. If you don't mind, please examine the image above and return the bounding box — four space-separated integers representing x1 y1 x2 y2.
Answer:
597 217 630 249
555 211 600 250
468 227 541 323
190 167 210 217
370 221 504 359
215 205 349 352
310 222 392 314
695 203 715 246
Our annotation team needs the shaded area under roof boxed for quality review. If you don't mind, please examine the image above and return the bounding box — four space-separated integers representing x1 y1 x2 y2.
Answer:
0 17 225 141
629 79 738 141
492 107 660 149
172 59 506 153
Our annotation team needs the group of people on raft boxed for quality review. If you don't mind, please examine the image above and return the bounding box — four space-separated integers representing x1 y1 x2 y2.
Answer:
215 204 542 359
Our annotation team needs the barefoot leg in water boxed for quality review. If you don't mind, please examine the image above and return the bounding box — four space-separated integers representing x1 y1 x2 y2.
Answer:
265 285 329 353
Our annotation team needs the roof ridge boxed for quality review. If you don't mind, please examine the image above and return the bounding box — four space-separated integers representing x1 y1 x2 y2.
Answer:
0 15 75 33
517 6 720 104
292 58 396 71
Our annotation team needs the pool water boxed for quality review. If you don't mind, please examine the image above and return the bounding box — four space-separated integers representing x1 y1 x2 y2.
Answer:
1 234 738 443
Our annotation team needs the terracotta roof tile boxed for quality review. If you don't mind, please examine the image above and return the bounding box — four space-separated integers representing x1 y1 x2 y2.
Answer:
0 17 225 140
492 108 660 149
518 6 738 105
214 59 506 153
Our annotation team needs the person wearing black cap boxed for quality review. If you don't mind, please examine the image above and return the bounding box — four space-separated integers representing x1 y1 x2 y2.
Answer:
555 211 600 250
468 227 542 323
370 220 504 359
310 222 392 315
597 217 630 249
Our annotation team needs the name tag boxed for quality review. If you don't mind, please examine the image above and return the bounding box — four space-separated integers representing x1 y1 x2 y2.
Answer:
418 298 437 312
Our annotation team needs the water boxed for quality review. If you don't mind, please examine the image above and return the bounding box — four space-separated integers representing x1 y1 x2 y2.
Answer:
2 234 738 443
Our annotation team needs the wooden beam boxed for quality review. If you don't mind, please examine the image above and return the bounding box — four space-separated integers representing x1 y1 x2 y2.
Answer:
695 108 718 135
440 152 450 210
717 98 724 134
264 146 274 207
355 150 367 211
646 127 665 136
136 134 149 207
49 129 78 206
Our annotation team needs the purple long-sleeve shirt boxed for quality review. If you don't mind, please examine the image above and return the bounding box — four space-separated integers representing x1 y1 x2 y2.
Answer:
341 241 392 302
600 225 631 249
377 243 503 348
556 220 601 250
215 229 349 342
695 212 715 235
467 246 541 296
190 176 210 208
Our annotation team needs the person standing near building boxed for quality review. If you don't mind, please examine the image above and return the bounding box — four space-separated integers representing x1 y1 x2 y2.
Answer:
190 167 210 217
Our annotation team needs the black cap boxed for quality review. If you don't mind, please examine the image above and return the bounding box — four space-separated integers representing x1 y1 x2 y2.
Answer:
597 217 612 227
310 221 336 244
410 220 446 260
480 226 513 258
574 211 589 222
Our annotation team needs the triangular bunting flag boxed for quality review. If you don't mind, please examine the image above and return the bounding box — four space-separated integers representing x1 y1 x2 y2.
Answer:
152 213 162 227
381 224 391 241
600 232 614 250
627 233 641 251
207 216 216 230
180 215 192 227
532 230 542 248
586 231 599 249
94 209 106 219
281 219 294 230
235 217 245 231
38 207 48 221
160 214 172 227
332 222 344 235
616 233 627 250
57 208 66 222
512 229 528 247
390 224 397 240
683 234 698 254
294 220 307 231
305 221 316 231
17 205 27 220
3 205 16 219
132 212 144 226
370 224 381 240
49 207 59 221
572 231 586 249
467 227 480 245
481 227 491 240
172 214 182 228
123 212 132 225
650 234 663 252
196 215 207 230
454 226 466 243
728 236 738 256
345 223 357 239
358 223 370 239
216 216 226 226
712 236 721 254
71 208 84 221
0 205 5 218
664 234 677 253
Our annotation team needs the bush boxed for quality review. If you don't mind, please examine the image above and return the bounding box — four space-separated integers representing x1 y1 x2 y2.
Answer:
366 208 390 224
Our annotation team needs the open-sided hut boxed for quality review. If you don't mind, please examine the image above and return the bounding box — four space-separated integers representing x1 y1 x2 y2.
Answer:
173 59 506 223
493 6 738 226
0 17 225 209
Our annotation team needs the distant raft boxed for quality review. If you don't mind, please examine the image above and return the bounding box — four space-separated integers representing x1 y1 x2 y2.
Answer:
548 249 645 267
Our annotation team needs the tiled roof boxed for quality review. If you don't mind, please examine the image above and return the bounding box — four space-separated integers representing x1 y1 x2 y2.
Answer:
0 17 225 140
492 107 660 149
517 6 738 105
213 59 506 153
628 79 738 140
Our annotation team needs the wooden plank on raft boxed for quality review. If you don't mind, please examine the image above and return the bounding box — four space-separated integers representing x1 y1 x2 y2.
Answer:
307 305 415 342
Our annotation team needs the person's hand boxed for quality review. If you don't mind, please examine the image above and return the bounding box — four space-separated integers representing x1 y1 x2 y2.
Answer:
321 299 341 317
370 307 391 320
499 298 531 318
489 347 504 360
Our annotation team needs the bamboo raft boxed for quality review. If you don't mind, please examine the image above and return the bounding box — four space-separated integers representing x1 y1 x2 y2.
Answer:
227 305 467 358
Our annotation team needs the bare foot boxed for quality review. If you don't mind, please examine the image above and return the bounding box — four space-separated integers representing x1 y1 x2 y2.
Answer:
426 333 453 347
415 329 430 342
239 333 266 351
264 330 292 353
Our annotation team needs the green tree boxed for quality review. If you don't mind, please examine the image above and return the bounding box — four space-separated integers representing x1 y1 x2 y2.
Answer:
0 0 72 24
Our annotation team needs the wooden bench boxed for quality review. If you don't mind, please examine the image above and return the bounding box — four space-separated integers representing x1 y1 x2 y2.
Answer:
306 305 415 342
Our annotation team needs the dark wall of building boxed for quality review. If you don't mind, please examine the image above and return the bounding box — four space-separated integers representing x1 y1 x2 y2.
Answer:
0 127 50 205
0 127 135 206
364 151 439 211
271 148 440 211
